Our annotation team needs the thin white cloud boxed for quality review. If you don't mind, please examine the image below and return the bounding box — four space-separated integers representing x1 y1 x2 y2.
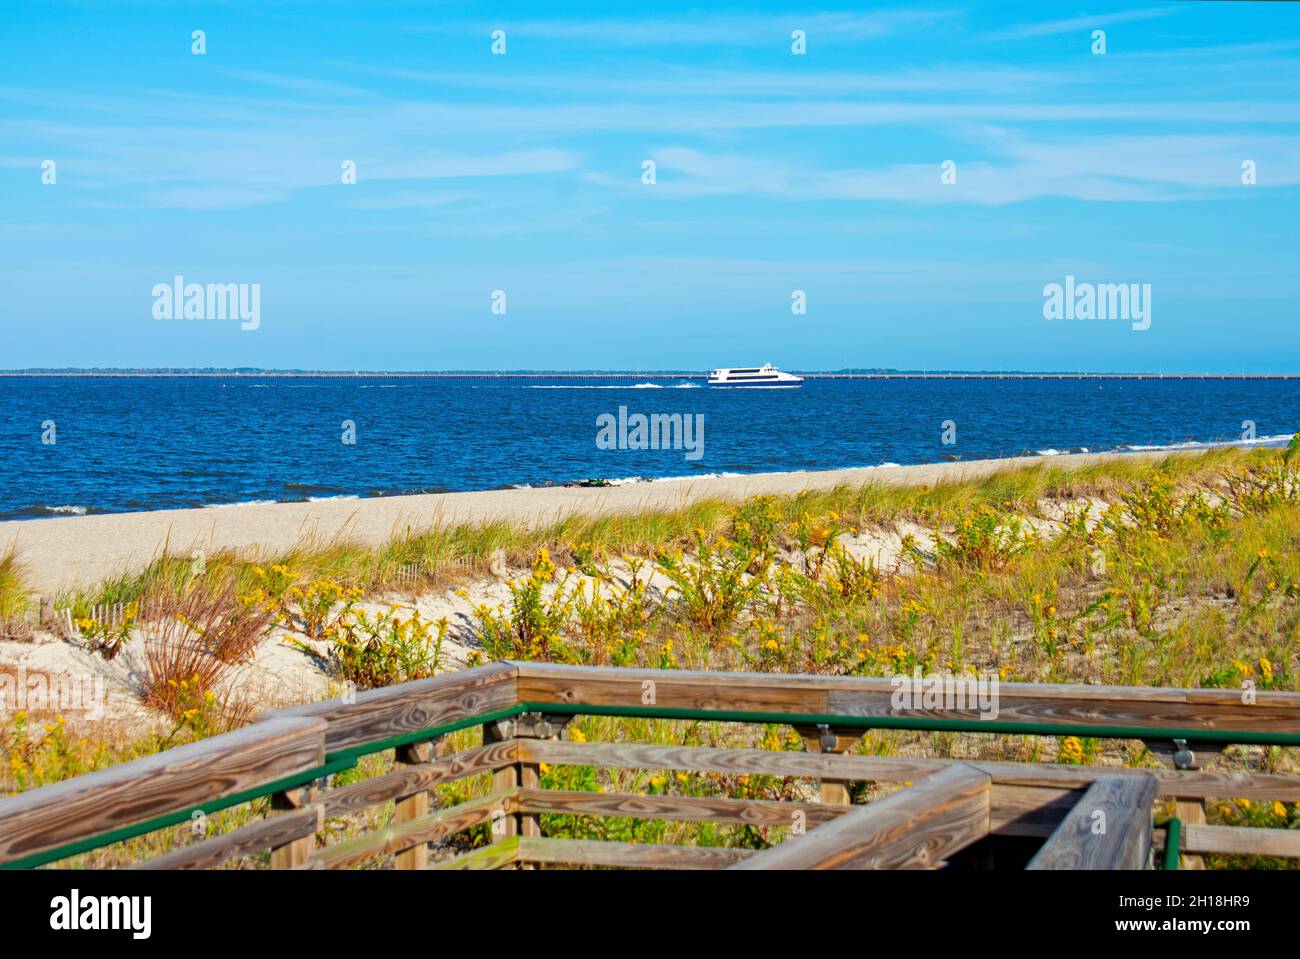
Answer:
344 190 465 210
5 9 1296 214
984 6 1185 42
217 68 376 99
365 148 580 181
465 9 960 45
618 133 1300 205
337 61 1077 98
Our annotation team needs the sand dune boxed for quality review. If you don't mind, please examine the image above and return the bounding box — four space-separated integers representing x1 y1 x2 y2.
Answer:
1 451 1178 593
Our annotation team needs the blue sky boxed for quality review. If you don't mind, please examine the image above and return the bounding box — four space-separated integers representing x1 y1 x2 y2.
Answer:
1 1 1298 372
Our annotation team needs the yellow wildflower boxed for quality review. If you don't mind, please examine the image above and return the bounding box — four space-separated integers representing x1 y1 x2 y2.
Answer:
1059 736 1085 765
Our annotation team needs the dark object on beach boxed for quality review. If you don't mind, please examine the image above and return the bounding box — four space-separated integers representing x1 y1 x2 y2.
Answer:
0 613 35 642
577 478 613 488
944 453 961 461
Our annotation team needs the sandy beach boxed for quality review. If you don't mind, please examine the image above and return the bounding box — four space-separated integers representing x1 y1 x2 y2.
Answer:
0 450 1184 593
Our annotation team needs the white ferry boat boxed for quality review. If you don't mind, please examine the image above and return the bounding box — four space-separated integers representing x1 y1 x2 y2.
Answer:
707 363 804 388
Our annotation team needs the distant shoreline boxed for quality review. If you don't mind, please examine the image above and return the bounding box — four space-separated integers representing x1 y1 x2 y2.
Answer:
3 371 1299 380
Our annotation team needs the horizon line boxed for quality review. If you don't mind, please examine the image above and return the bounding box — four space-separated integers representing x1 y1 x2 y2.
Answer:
2 369 1299 380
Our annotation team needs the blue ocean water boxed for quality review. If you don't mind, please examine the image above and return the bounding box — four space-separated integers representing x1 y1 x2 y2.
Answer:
0 376 1296 520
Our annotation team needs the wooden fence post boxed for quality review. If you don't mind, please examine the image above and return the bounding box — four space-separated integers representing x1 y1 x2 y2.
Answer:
1174 800 1207 870
482 719 518 851
393 739 439 870
1144 738 1219 870
483 713 570 868
268 783 318 868
794 724 864 806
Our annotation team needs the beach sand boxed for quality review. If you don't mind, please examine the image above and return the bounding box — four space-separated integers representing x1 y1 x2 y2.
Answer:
1 450 1179 593
0 447 1208 736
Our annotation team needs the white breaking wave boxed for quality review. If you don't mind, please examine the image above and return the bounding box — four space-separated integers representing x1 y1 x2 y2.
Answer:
586 473 749 487
203 494 361 508
1120 434 1293 453
598 465 905 487
1027 436 1292 458
46 505 88 515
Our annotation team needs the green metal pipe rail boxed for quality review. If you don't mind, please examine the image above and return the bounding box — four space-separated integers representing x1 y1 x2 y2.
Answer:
517 702 1300 747
6 698 1299 870
1163 817 1183 870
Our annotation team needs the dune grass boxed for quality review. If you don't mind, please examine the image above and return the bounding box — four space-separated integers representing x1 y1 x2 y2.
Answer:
43 445 1266 617
0 544 30 621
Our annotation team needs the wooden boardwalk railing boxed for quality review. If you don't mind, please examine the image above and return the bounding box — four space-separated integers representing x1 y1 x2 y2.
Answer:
2 662 1299 870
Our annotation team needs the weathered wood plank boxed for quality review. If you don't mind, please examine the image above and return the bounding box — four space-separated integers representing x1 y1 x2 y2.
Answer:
137 806 323 870
518 782 1072 838
259 662 517 754
822 688 1300 735
1154 824 1300 858
316 740 517 818
513 662 1300 735
609 667 1296 709
0 716 326 866
309 789 517 869
517 788 840 829
516 739 1300 801
517 837 753 869
1027 774 1158 870
430 836 519 870
516 663 834 714
731 764 992 870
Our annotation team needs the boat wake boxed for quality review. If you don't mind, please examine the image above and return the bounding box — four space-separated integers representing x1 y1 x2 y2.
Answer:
526 382 700 389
